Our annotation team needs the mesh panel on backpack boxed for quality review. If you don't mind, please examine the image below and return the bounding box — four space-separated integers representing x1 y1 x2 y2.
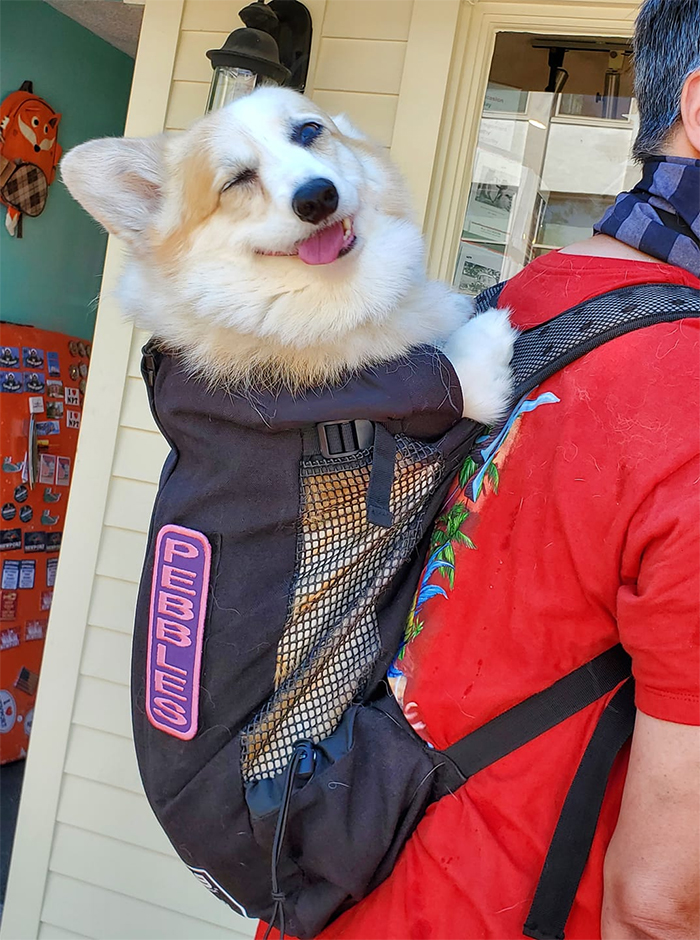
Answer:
512 282 696 393
240 435 442 781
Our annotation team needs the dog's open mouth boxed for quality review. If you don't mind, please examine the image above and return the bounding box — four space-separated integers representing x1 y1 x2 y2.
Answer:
258 218 357 265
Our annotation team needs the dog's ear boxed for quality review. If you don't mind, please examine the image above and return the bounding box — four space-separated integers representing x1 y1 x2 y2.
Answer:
332 113 366 141
61 135 166 242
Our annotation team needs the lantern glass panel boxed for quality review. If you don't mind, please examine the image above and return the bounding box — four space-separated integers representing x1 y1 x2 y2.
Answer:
206 67 258 112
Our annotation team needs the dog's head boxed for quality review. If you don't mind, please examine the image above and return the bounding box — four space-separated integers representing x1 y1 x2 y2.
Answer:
62 87 426 381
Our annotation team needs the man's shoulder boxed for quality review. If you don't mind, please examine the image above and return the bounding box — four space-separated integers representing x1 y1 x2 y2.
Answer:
558 234 663 264
498 248 699 331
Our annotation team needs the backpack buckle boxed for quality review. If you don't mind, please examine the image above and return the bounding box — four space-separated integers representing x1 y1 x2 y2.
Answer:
317 419 374 458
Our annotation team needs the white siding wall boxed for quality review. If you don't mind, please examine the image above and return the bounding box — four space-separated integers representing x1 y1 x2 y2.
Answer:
166 0 414 147
1 1 416 938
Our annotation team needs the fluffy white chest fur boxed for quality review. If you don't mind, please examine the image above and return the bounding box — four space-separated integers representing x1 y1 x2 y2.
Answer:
62 86 514 421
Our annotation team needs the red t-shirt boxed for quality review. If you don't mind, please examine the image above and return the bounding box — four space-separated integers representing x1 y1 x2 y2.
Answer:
315 252 700 940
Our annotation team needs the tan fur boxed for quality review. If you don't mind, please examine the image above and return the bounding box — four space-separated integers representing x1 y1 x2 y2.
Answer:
152 142 220 271
164 304 447 392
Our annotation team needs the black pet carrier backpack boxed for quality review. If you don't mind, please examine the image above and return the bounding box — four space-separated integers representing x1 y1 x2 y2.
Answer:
132 282 700 940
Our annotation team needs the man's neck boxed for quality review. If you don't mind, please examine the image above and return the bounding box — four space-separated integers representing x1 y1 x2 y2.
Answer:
560 233 660 263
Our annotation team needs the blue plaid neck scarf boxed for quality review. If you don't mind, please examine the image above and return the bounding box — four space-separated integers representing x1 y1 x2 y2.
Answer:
593 156 700 277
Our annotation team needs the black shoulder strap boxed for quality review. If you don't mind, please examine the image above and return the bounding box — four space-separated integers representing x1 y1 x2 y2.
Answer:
440 649 634 940
509 282 700 401
522 681 636 940
441 644 631 781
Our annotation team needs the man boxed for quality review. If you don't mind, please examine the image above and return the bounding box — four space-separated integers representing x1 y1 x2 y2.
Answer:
316 1 699 938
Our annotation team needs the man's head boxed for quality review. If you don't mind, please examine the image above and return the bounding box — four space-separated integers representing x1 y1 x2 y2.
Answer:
633 0 700 161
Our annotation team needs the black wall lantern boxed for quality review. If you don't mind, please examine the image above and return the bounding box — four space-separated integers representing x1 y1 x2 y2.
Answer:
206 0 312 112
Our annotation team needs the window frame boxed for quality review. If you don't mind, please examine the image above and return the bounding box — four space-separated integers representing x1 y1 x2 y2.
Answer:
419 0 641 282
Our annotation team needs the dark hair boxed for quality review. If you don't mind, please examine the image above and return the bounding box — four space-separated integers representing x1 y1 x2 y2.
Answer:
633 0 700 161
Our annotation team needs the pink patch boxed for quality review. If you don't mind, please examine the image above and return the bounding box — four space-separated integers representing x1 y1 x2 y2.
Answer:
146 524 211 740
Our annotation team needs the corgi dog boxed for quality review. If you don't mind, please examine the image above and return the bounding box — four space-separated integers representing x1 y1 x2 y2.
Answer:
61 87 513 421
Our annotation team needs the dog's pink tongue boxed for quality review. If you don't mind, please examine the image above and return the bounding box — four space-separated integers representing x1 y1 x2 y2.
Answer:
297 220 345 265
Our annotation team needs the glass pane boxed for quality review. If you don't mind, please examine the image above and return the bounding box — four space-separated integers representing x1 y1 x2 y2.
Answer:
454 33 636 295
557 93 633 120
483 81 529 115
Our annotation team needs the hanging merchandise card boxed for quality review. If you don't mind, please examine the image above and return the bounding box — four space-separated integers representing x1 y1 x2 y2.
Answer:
23 531 45 553
35 420 60 436
39 454 57 486
0 529 22 551
46 556 58 587
65 387 80 406
15 667 39 695
56 457 71 487
47 379 63 399
47 352 60 377
0 628 20 650
28 396 44 414
0 590 18 621
66 410 81 430
24 620 46 642
0 372 23 393
24 373 45 394
0 347 19 368
46 531 62 552
23 347 44 369
19 559 36 589
2 559 20 590
40 589 53 611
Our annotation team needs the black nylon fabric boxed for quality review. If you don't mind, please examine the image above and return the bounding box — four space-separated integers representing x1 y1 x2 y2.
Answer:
132 347 470 936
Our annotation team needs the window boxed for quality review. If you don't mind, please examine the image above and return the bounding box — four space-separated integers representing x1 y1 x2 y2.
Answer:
454 32 636 294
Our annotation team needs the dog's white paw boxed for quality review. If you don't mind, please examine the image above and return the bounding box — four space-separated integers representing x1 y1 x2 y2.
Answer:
443 307 517 424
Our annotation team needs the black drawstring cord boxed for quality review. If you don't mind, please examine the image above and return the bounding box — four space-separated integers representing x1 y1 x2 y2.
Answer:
262 741 315 940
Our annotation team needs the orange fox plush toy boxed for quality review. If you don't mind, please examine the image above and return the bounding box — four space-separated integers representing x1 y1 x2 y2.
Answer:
0 81 62 236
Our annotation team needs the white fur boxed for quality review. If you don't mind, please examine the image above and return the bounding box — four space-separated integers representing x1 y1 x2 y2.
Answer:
61 87 515 419
442 308 517 423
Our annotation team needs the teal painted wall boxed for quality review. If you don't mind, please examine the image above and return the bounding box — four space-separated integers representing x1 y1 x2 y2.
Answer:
0 0 134 339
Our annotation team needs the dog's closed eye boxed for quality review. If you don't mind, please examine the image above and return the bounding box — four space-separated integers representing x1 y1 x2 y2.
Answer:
222 168 257 192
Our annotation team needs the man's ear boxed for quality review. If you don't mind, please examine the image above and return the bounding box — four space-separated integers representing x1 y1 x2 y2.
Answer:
61 135 167 241
680 68 700 158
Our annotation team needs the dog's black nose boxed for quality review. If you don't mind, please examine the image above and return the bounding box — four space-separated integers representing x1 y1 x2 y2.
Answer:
292 178 339 224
